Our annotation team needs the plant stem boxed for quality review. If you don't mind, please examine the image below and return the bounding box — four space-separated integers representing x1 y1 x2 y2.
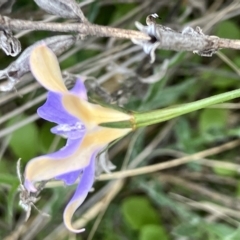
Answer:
0 15 150 40
134 88 240 128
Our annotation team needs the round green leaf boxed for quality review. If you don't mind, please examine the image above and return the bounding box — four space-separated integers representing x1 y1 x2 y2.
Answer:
139 225 169 240
199 108 228 132
121 196 159 230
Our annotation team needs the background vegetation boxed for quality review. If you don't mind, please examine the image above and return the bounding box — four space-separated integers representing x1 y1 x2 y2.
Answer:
1 0 240 239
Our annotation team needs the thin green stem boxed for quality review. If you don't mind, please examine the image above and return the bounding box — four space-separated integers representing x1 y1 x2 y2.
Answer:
134 88 240 128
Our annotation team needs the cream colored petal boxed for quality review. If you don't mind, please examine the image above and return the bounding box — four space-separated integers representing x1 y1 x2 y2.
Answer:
30 45 67 93
25 128 131 184
63 155 95 233
63 196 86 233
62 93 131 128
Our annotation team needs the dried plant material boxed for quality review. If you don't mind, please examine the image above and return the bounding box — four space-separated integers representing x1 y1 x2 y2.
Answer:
132 13 220 63
0 35 77 91
0 29 21 56
139 59 169 83
188 0 206 14
0 0 15 14
0 14 149 40
34 0 87 22
84 78 112 104
96 150 116 175
17 159 49 221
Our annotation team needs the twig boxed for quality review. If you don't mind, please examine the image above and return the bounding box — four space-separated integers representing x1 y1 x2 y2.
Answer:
170 193 240 226
179 172 238 186
0 15 150 40
97 139 240 180
132 13 240 62
159 174 240 210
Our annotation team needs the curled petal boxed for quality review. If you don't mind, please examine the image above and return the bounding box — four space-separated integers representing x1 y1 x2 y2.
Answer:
63 153 95 233
30 45 67 93
62 93 131 128
24 128 130 191
38 91 79 125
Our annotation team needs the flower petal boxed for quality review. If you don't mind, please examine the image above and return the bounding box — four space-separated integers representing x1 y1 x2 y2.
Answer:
24 137 83 191
71 79 87 100
38 91 79 125
24 128 130 191
51 122 85 139
30 45 67 93
61 93 131 128
63 153 95 233
56 169 82 185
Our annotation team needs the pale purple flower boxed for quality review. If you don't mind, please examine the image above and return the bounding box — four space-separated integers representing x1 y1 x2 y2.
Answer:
24 45 132 232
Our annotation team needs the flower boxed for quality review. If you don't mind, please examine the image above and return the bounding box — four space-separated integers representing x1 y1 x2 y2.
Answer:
24 45 132 232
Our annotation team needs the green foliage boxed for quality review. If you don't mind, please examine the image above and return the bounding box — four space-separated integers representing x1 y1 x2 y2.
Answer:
121 196 159 230
137 78 197 111
215 21 240 40
7 115 39 163
139 224 169 240
215 20 240 57
213 166 236 177
199 108 228 132
1 1 240 239
110 3 136 23
174 117 195 152
39 122 65 153
39 122 55 153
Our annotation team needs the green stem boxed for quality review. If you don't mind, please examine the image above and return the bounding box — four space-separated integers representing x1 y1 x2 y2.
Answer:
134 88 240 128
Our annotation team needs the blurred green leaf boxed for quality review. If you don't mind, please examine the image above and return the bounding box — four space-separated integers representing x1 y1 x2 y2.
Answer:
39 122 54 153
202 68 240 90
138 78 197 111
139 224 169 240
0 174 18 186
215 21 240 39
7 115 39 163
39 122 65 153
121 196 159 230
206 222 236 239
234 57 240 68
215 20 240 56
228 127 240 137
139 181 195 220
6 184 18 227
199 108 228 132
173 219 204 239
110 3 136 23
174 117 193 152
213 166 236 177
225 227 240 240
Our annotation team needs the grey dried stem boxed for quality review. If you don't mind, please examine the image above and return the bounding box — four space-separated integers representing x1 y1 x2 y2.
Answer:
1 12 240 92
0 13 240 60
0 15 150 40
133 14 240 63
